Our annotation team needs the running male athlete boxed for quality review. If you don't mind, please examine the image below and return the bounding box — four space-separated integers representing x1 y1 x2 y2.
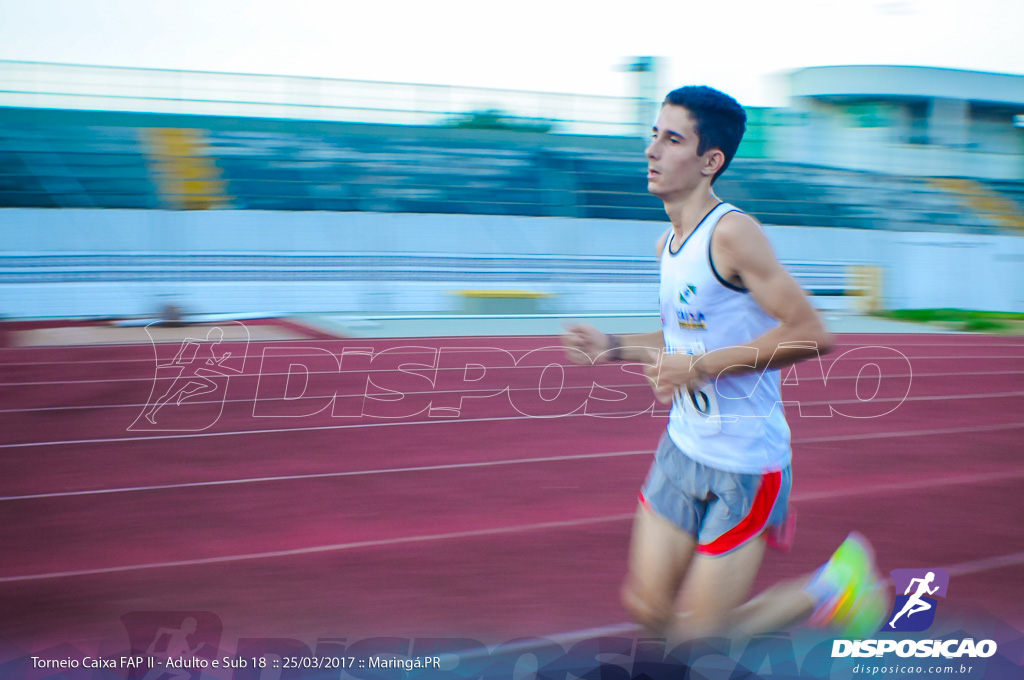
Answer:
563 86 887 641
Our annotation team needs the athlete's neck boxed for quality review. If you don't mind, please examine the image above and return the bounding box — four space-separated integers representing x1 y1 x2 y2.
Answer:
666 190 721 242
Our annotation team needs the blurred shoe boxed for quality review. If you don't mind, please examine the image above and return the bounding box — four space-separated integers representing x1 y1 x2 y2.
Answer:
806 532 888 638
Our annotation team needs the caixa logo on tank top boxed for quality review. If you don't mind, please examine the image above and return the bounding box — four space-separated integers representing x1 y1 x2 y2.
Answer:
676 284 707 330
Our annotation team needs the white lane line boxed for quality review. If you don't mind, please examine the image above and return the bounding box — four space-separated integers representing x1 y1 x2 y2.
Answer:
3 379 1021 416
2 469 1022 583
0 449 652 502
0 514 636 584
792 469 1024 502
797 422 1024 443
2 399 1023 451
2 336 1022 368
5 450 1024 505
942 551 1024 577
455 547 1024 654
4 368 1019 417
3 356 1022 389
9 410 624 449
6 473 1024 585
0 343 553 368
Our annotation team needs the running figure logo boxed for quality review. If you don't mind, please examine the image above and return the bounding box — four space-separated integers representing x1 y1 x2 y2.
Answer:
130 323 249 432
885 568 950 632
140 617 206 680
121 611 221 680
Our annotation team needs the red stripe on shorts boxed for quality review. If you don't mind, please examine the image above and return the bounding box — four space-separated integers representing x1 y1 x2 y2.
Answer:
697 470 782 556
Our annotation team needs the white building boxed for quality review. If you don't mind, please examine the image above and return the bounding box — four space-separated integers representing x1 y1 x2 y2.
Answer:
775 65 1024 180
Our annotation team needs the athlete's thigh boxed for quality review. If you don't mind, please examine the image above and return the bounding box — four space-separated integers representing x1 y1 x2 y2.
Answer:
678 537 766 633
625 503 698 605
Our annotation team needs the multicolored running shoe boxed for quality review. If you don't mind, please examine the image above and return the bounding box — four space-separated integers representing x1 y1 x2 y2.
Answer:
806 532 890 638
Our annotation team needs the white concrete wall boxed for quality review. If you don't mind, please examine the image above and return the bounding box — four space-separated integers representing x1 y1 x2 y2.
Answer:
0 209 669 258
766 225 1024 312
2 209 1022 318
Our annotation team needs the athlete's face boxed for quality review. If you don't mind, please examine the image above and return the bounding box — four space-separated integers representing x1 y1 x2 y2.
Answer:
645 104 719 200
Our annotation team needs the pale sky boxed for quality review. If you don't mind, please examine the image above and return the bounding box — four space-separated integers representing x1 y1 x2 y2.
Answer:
0 0 1022 107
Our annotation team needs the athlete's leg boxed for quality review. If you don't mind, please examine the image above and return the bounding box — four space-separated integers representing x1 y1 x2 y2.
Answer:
671 537 771 638
625 521 886 641
621 503 698 634
673 539 886 642
727 533 890 642
624 435 704 633
756 532 889 640
660 460 799 638
725 573 817 638
671 536 818 640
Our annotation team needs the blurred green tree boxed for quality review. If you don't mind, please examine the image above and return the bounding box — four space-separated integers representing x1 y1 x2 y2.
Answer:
445 108 554 133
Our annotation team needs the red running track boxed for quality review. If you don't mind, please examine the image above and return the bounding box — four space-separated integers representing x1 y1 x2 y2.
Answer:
0 331 1022 652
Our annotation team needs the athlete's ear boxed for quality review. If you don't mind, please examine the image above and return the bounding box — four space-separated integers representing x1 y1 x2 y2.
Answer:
702 148 725 178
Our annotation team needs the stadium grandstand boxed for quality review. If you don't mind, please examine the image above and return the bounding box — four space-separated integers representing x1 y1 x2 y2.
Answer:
1 61 1022 318
1 61 1022 229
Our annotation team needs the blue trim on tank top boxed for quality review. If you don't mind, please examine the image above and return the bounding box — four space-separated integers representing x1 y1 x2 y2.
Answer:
707 209 750 293
666 202 724 257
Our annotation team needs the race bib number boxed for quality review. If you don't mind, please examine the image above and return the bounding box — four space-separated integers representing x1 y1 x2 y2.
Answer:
666 341 722 432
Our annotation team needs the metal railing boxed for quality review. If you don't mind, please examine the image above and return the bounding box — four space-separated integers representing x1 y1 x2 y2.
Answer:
0 251 861 298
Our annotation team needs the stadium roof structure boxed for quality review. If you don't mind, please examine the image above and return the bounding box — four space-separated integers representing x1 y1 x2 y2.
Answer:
788 64 1024 107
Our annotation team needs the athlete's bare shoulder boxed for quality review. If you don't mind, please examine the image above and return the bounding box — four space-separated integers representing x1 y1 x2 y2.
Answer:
715 209 764 242
711 210 777 282
712 210 825 329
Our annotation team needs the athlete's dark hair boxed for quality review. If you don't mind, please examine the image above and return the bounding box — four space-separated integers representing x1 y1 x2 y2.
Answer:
663 86 746 183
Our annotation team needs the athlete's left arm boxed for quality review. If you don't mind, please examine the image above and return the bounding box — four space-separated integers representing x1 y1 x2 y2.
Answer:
651 213 833 394
706 212 834 375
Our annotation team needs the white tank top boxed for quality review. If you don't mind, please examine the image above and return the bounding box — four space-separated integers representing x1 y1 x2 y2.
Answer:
659 202 791 474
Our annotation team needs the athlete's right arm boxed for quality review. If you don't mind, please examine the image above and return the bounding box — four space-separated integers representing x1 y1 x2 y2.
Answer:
562 325 663 365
